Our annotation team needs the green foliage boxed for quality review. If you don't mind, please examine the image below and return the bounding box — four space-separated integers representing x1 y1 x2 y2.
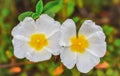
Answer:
73 17 80 23
43 0 63 17
67 1 75 17
106 68 113 76
32 13 40 19
102 25 114 36
20 72 27 76
113 39 120 47
18 0 63 21
97 70 105 76
36 0 43 14
18 12 34 21
71 67 80 76
0 46 8 63
62 69 72 76
18 0 44 21
107 44 114 52
1 8 9 17
37 63 46 71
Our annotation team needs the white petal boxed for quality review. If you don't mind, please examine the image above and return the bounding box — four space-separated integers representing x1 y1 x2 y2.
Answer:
36 14 60 37
60 19 76 46
87 31 106 43
46 31 60 55
12 38 29 59
60 47 77 69
87 42 106 57
76 51 100 73
26 48 52 62
13 35 29 42
86 31 106 57
79 20 103 37
12 17 37 38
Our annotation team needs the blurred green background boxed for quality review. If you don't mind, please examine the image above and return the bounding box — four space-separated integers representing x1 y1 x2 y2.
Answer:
0 0 120 76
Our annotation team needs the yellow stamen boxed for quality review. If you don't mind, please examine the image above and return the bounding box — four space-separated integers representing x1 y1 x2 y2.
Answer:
29 34 48 51
70 34 89 54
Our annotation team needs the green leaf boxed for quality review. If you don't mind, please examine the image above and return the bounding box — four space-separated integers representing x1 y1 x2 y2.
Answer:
113 38 120 47
18 12 34 21
36 0 43 14
43 0 63 17
67 1 75 17
71 67 80 76
62 69 72 76
37 63 45 71
0 46 8 63
20 72 27 76
102 25 114 36
106 68 113 76
1 8 9 17
73 17 80 23
107 44 114 52
25 64 33 70
32 13 40 19
97 70 105 76
112 70 119 76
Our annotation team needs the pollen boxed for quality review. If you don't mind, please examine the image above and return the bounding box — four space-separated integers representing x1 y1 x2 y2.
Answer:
29 34 48 51
70 34 89 54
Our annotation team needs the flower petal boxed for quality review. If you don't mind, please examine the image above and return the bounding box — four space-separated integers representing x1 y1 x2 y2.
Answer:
12 17 37 38
76 51 100 73
79 20 103 37
59 19 76 46
26 48 52 62
36 14 60 37
46 31 60 55
60 47 77 69
87 43 106 57
12 38 29 59
87 31 105 43
86 31 106 57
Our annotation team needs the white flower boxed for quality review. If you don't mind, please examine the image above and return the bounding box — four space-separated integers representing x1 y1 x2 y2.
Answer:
12 14 60 62
59 19 106 73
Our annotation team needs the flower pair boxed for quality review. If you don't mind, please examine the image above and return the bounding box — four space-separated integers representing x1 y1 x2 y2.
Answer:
12 14 106 73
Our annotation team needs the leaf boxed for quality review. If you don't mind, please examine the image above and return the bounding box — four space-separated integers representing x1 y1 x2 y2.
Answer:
62 69 72 76
71 67 80 76
0 46 8 62
36 0 43 14
107 44 114 52
20 72 27 76
67 1 75 17
25 64 33 70
43 0 63 17
1 8 9 17
18 12 34 21
97 70 105 76
106 68 113 76
73 17 80 23
102 25 114 36
37 63 45 71
32 13 40 19
113 39 120 47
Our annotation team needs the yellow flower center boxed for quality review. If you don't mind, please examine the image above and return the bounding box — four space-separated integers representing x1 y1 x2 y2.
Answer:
29 34 48 51
70 34 89 54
